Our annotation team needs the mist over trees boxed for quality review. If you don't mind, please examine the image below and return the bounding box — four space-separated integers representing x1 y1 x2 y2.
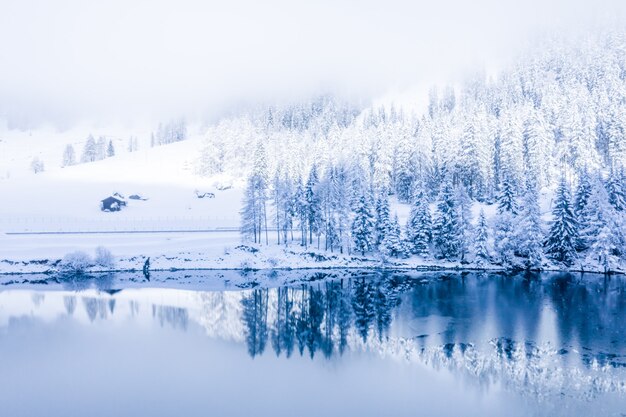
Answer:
228 30 626 271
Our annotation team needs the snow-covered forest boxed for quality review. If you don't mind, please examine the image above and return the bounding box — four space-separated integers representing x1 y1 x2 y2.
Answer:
194 30 626 272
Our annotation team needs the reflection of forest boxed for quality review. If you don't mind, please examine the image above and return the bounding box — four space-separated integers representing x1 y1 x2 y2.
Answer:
241 272 626 369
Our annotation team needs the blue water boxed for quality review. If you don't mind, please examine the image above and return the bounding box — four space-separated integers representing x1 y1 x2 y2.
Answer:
0 271 624 417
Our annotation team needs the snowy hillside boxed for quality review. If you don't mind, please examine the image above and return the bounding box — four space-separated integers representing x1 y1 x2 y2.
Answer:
0 124 242 232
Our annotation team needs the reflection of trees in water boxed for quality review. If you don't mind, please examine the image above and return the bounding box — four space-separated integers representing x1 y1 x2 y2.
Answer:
242 273 408 359
152 305 189 331
241 288 269 357
82 297 109 322
63 296 76 315
241 272 626 368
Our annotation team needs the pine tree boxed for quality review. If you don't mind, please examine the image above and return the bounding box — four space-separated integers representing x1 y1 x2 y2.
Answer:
494 210 516 265
514 181 544 269
574 168 592 220
589 219 621 273
352 195 374 256
81 135 97 163
96 136 106 160
497 175 517 214
106 140 115 157
380 214 406 258
305 165 322 247
579 176 623 264
62 144 76 167
240 142 269 244
374 192 391 248
606 168 625 211
545 177 578 265
433 180 459 259
473 209 490 265
455 186 473 262
405 186 432 255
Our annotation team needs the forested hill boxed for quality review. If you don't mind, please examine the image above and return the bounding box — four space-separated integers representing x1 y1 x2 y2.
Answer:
199 29 626 201
197 29 626 272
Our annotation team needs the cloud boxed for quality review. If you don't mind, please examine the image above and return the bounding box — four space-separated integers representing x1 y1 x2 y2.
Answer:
0 0 624 126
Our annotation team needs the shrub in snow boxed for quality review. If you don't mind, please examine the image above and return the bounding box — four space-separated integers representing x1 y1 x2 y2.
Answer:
94 246 115 269
31 157 44 174
266 257 279 268
60 251 93 273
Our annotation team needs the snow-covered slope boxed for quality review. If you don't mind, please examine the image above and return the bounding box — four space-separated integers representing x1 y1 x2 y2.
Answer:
0 125 242 233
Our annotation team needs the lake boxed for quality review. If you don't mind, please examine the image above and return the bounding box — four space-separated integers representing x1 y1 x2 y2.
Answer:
0 270 624 417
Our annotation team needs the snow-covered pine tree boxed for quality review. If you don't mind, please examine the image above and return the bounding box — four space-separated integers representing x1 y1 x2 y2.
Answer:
96 136 106 160
493 174 518 265
272 170 284 245
81 135 97 163
405 185 432 255
579 176 623 258
374 191 391 248
455 185 473 262
577 176 623 272
240 142 269 245
334 163 352 254
380 214 406 258
574 168 593 220
62 144 76 167
606 168 625 211
433 180 460 259
352 194 374 256
241 175 261 243
305 164 323 247
590 218 622 273
279 172 295 245
545 177 579 265
392 132 415 203
496 175 517 214
458 116 485 199
514 181 544 269
473 209 490 265
106 140 115 157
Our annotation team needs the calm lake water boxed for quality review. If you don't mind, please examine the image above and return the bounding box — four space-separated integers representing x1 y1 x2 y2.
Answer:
0 271 625 417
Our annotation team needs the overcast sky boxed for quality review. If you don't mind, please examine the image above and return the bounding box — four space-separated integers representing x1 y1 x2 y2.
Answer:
1 0 625 127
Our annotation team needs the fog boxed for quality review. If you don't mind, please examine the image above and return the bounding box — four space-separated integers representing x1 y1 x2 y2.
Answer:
0 0 625 127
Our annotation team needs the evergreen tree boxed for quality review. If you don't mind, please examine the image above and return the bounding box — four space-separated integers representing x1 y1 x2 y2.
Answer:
380 214 406 258
62 144 76 167
545 177 578 265
579 176 624 265
497 175 517 214
81 135 97 163
433 180 460 259
352 195 374 256
240 142 269 244
588 213 622 273
305 165 323 247
514 181 544 269
96 136 107 160
606 168 626 211
405 186 432 255
374 191 391 248
473 209 490 265
106 140 115 157
574 168 593 220
493 211 516 265
455 186 473 262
